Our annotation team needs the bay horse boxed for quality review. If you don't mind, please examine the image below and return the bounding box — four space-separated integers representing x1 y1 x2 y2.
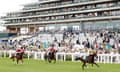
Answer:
44 50 56 63
10 51 24 64
75 52 99 70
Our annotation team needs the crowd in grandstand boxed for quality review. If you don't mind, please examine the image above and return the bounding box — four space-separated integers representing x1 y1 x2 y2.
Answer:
0 29 120 55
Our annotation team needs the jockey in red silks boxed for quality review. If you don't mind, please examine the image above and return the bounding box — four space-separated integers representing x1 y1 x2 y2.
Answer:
16 46 23 56
47 44 55 56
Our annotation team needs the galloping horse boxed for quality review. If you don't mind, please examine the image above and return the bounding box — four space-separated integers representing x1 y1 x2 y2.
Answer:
44 50 56 63
10 51 24 64
75 52 99 69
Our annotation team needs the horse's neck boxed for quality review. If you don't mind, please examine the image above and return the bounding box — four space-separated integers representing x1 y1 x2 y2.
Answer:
51 52 55 55
20 52 24 56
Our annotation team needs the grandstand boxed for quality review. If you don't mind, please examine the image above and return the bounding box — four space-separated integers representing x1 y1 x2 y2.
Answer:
0 0 120 34
0 0 120 65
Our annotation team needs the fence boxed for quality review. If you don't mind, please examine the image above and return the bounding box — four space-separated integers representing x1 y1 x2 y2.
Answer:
0 50 120 64
56 52 120 64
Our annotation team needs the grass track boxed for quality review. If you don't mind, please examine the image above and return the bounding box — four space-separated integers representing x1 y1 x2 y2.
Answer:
0 58 120 72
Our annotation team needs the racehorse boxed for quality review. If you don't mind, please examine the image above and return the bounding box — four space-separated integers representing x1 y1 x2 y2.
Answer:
44 50 56 63
10 51 24 64
75 52 99 70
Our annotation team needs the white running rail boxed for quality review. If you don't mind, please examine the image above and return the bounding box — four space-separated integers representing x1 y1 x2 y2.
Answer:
0 50 120 64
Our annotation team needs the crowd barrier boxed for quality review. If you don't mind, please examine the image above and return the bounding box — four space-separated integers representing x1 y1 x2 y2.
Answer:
56 52 120 64
0 50 120 64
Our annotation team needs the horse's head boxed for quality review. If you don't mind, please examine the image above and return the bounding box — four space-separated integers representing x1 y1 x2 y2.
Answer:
93 51 98 59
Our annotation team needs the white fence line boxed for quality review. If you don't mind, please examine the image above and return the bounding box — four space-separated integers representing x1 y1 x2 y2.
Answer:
0 50 120 64
56 52 120 64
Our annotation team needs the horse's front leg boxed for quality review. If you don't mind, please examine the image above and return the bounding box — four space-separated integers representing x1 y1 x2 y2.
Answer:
53 58 56 63
82 63 86 70
93 62 99 67
92 63 93 67
44 56 48 63
12 57 15 62
11 56 16 64
17 59 19 64
48 58 51 63
21 59 24 64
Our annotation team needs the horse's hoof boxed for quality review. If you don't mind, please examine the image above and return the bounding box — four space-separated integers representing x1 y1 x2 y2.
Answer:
14 62 17 64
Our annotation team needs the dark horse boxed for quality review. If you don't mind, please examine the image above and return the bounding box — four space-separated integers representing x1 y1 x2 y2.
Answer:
10 51 24 64
44 51 56 63
75 52 99 69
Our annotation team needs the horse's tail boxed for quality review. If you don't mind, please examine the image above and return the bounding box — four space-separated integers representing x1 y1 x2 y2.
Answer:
75 57 86 63
10 54 16 62
75 57 81 60
10 55 15 59
10 53 14 58
44 53 48 61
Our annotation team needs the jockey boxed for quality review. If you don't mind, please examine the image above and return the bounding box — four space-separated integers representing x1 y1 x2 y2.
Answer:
47 44 55 56
83 48 94 61
87 48 94 56
16 46 23 56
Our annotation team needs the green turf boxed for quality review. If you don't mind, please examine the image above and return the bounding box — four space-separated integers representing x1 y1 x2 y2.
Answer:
0 58 120 72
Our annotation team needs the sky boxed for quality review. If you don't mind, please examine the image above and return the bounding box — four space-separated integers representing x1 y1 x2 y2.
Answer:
0 0 38 31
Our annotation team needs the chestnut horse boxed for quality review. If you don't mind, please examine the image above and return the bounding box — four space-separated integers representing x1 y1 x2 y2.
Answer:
44 51 56 63
75 52 99 70
10 51 24 64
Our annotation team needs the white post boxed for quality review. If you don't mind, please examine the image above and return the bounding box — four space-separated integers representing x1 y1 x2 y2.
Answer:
41 52 45 60
0 51 1 58
110 54 113 64
100 55 103 63
64 53 66 61
116 54 119 64
56 53 58 61
9 50 12 58
4 50 6 58
97 54 100 63
34 52 37 60
27 51 30 60
118 55 120 64
107 54 109 63
72 53 74 62
104 55 106 64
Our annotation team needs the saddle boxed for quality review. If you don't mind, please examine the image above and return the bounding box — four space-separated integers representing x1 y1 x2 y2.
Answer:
16 53 20 56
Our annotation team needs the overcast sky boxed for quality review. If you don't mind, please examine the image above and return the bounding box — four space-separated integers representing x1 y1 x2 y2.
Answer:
0 0 38 16
0 0 38 31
